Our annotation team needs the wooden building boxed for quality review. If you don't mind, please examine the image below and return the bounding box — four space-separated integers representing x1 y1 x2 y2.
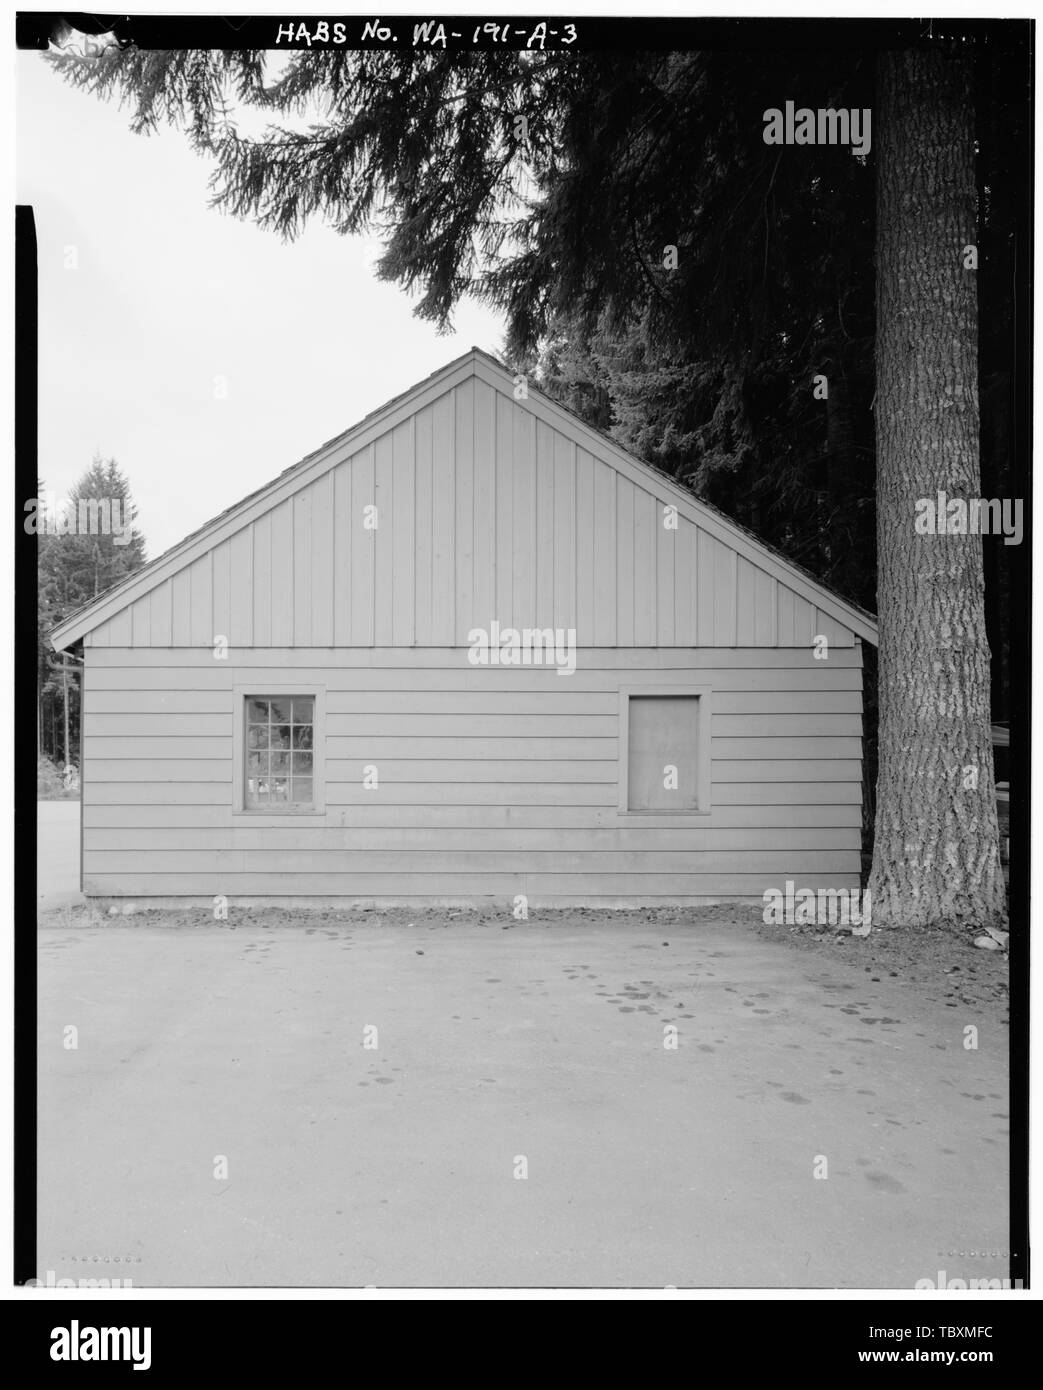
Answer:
51 349 878 906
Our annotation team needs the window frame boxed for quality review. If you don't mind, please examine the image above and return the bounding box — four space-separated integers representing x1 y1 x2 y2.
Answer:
232 683 326 818
617 685 712 822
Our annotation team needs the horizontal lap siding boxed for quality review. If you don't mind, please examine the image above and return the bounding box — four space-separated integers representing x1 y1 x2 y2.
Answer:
84 804 863 829
82 646 863 903
86 827 862 849
84 878 859 904
86 851 859 872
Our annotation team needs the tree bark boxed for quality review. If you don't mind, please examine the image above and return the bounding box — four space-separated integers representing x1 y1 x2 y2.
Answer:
869 45 1006 928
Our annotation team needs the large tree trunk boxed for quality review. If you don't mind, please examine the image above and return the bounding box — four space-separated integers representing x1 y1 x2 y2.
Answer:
868 45 1006 929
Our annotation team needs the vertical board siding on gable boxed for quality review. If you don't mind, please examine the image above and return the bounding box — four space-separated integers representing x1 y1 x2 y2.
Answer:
170 569 191 646
592 458 617 645
493 389 515 630
791 593 817 645
758 573 777 648
228 529 253 647
511 397 536 635
373 432 395 646
739 558 778 648
674 521 697 647
473 382 497 634
453 380 475 644
81 645 862 902
736 556 758 646
333 460 352 646
392 419 416 646
633 483 655 643
106 607 132 646
189 554 212 646
131 596 150 647
615 474 635 646
270 499 294 645
535 418 555 627
312 470 335 647
414 408 434 645
697 524 716 646
212 540 231 645
815 609 850 649
293 487 312 647
351 444 375 645
777 584 795 646
83 383 857 650
553 433 575 632
252 512 271 645
715 543 737 646
575 449 595 641
150 579 173 646
430 394 455 645
656 496 674 647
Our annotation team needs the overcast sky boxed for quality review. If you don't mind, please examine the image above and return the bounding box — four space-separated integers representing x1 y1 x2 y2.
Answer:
17 49 506 559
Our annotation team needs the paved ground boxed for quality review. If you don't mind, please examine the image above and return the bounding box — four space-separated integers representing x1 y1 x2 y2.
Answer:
37 906 1009 1289
37 800 82 911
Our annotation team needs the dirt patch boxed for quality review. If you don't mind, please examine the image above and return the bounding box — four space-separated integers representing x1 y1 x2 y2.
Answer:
41 897 1009 1024
744 910 1010 1023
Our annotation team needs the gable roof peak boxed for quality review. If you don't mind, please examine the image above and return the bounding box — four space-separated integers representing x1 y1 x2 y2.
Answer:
51 349 878 650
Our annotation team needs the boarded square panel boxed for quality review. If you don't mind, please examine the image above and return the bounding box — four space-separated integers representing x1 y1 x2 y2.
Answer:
627 695 700 811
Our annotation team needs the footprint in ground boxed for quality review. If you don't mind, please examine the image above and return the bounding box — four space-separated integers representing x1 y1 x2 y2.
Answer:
864 1170 906 1194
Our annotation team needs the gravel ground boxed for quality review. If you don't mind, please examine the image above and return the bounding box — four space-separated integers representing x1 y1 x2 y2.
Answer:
44 896 1009 1026
38 898 1011 1287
